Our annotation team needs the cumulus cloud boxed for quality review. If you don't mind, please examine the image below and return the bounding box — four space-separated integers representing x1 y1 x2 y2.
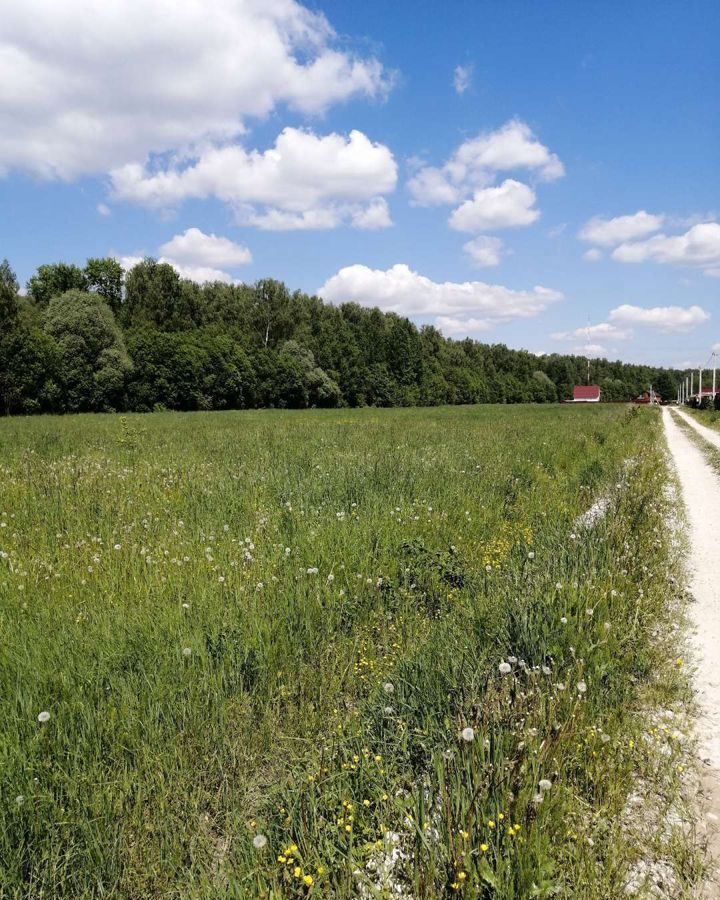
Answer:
318 263 563 335
553 322 631 342
609 303 710 333
408 119 564 210
158 228 252 268
583 248 602 262
110 127 396 229
0 0 390 179
449 180 539 232
120 227 252 284
453 64 473 94
462 236 504 267
579 211 664 247
611 222 720 275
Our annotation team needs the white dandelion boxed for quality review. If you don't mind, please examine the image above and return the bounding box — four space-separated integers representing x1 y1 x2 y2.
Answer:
461 727 475 743
577 680 587 694
538 779 552 792
252 834 267 850
182 647 192 658
37 711 50 723
499 662 512 675
383 682 395 694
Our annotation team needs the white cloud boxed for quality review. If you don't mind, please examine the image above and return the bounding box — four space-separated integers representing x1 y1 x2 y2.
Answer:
449 180 539 232
462 236 504 267
553 322 631 342
119 227 252 284
408 119 564 209
0 0 390 179
611 222 720 275
318 262 563 335
97 202 111 217
572 343 608 357
583 248 602 262
609 303 710 333
110 127 397 229
453 64 473 95
579 211 664 247
158 228 252 267
351 198 393 230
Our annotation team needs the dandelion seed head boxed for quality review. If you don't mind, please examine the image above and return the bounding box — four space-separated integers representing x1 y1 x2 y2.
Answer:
383 682 394 694
539 778 552 791
37 711 50 723
461 727 475 743
252 833 267 849
499 662 512 675
577 680 587 694
182 647 192 657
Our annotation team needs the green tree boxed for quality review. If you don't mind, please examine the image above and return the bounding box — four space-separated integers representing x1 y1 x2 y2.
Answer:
44 290 132 411
85 257 123 315
0 258 19 325
123 258 187 329
27 262 88 306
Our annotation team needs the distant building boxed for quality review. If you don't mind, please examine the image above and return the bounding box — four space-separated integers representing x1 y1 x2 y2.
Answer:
635 390 662 404
572 385 601 403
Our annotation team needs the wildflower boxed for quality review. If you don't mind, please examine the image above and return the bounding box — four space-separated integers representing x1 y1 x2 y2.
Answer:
182 602 190 609
383 706 394 715
499 662 512 675
15 795 24 805
508 655 517 664
294 866 302 878
560 616 568 624
252 834 267 850
182 647 192 657
488 819 495 828
538 779 552 792
317 866 325 875
461 727 475 742
577 680 587 694
528 551 535 559
327 573 334 583
383 682 394 694
113 543 121 550
37 711 50 723
480 842 489 852
306 567 318 575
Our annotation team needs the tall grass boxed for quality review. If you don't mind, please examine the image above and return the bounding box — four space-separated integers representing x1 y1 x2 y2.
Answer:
0 405 695 897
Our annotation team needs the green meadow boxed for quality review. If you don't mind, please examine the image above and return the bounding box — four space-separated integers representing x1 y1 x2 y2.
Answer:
0 405 697 897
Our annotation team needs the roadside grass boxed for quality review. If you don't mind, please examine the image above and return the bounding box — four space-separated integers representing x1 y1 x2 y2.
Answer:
0 404 700 897
683 407 720 431
671 411 720 475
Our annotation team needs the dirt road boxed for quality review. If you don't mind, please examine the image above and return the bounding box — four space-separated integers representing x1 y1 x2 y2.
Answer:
663 407 720 887
672 407 720 452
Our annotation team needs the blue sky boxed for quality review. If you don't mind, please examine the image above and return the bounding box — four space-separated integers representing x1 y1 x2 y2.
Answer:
1 0 718 367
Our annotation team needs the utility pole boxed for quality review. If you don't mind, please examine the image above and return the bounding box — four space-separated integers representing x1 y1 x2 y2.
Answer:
691 371 694 399
713 352 717 397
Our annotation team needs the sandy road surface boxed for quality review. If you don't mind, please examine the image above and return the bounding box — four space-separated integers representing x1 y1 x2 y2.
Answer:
663 407 720 888
673 407 720 452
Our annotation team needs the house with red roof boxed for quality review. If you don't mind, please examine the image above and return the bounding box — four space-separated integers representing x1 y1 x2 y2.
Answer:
572 385 601 403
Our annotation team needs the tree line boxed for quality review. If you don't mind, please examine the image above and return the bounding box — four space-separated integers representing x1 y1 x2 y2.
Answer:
0 256 684 415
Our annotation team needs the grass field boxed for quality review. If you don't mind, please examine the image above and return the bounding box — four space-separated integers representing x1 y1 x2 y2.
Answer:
0 405 697 898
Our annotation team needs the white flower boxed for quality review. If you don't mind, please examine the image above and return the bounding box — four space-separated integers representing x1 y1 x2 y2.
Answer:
586 607 594 617
560 616 568 625
556 682 566 691
528 551 535 559
383 682 395 694
15 795 24 805
485 564 492 572
542 665 551 675
577 680 587 694
37 711 50 723
327 573 334 583
508 656 517 664
113 544 121 550
182 602 190 609
461 727 475 742
182 647 192 657
383 706 394 715
555 582 562 590
284 547 291 556
538 778 552 792
252 834 267 850
218 576 225 583
499 662 512 675
306 567 318 575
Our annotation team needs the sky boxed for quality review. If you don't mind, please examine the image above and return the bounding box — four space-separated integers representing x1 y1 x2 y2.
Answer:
1 0 719 369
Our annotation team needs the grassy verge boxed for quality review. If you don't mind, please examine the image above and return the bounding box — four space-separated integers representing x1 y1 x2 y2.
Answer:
682 406 720 432
0 405 700 897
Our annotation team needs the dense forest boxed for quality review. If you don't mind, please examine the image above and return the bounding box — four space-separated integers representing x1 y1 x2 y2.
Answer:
0 256 684 415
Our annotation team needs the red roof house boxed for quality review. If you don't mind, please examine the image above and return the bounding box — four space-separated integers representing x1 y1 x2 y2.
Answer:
572 385 601 403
